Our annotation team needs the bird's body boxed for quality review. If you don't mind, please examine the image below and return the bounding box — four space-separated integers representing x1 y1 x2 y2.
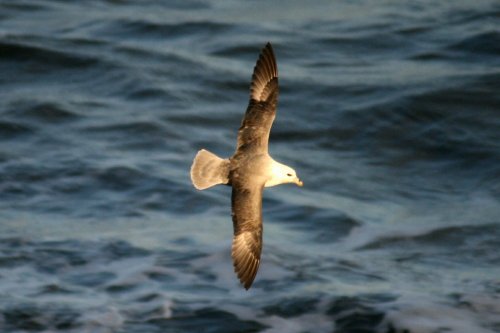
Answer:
231 153 285 187
190 43 302 289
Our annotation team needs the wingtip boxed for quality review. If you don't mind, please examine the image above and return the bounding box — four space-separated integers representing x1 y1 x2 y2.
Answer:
250 42 278 101
262 42 275 61
233 256 259 290
240 272 252 290
232 232 261 290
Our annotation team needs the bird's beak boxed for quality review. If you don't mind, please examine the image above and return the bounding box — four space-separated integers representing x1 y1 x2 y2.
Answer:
295 178 303 187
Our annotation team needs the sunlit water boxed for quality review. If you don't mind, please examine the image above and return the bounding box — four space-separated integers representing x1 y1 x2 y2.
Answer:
1 1 499 332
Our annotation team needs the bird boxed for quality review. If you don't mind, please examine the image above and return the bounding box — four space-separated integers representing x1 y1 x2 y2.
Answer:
190 42 303 290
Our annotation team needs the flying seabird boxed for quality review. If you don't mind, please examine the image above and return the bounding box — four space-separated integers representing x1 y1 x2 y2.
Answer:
190 43 303 290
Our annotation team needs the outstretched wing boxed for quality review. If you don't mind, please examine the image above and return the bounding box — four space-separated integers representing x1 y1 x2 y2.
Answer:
231 181 264 289
236 42 279 154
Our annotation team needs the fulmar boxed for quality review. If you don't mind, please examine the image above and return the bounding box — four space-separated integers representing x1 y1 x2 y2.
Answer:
190 42 303 290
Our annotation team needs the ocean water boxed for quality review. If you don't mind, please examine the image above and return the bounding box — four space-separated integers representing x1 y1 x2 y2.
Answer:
1 0 499 332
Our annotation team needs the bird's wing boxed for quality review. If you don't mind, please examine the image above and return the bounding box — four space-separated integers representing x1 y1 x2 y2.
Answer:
236 42 279 155
231 180 264 289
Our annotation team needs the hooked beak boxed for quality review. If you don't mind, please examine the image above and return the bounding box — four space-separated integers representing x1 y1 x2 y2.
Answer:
295 178 303 187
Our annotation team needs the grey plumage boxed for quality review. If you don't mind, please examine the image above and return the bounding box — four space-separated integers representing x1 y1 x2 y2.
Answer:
190 43 302 290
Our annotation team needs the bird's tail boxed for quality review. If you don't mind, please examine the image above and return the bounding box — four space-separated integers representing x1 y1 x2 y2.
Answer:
190 149 230 190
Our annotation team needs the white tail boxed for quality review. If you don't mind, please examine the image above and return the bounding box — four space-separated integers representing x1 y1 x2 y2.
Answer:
190 149 230 190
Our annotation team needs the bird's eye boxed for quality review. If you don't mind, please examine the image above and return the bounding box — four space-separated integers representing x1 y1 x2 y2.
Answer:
287 173 292 177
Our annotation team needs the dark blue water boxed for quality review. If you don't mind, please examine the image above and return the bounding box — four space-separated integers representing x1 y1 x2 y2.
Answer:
1 1 500 332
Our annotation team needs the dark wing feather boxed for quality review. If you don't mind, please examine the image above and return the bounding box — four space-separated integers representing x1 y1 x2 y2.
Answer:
231 180 264 289
236 42 279 154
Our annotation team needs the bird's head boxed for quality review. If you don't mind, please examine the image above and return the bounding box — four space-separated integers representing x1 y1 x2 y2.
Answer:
284 166 303 187
266 160 303 187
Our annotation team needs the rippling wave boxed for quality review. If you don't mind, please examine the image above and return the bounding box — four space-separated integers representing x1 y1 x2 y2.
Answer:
1 0 499 332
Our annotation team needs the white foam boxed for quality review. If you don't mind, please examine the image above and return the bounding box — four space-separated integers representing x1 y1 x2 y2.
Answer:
82 306 124 332
383 293 500 333
260 313 334 333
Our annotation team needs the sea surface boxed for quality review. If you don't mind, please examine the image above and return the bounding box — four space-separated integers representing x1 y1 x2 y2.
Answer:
1 1 500 332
